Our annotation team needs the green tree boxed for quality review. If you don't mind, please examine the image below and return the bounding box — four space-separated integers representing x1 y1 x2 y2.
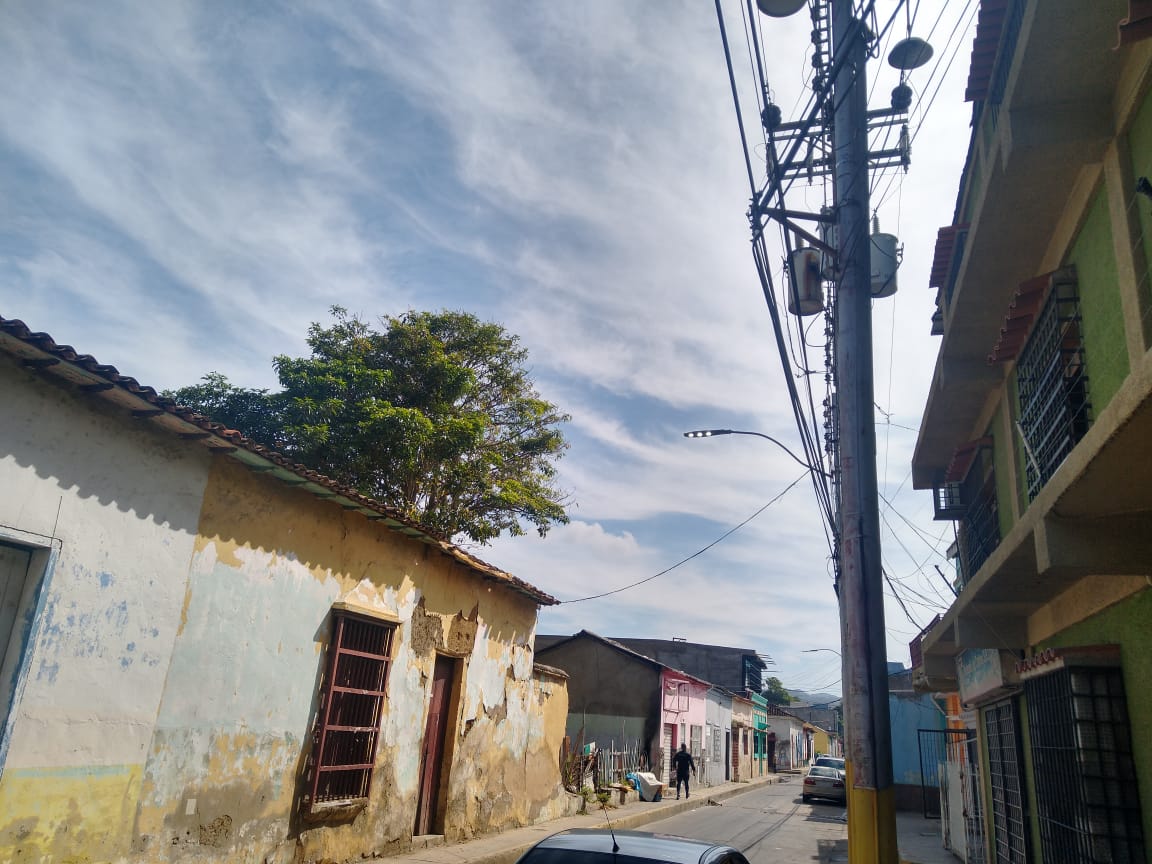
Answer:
167 307 570 544
761 676 793 706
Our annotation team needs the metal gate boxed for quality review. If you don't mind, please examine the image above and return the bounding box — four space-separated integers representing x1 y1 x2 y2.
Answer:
985 699 1028 864
1025 665 1146 864
918 728 973 818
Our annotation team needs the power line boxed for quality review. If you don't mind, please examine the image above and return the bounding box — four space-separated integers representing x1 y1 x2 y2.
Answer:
559 473 807 604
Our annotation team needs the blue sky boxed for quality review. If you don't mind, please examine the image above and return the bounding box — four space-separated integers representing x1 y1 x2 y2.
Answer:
0 1 976 696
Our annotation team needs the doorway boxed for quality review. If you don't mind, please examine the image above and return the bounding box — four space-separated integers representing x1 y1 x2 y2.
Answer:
414 656 457 836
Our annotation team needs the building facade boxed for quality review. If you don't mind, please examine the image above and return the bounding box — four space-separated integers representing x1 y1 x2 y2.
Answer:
910 3 1152 861
702 688 733 788
0 318 571 864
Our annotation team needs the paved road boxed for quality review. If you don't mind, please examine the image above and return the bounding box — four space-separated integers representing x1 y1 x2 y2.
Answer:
639 777 848 864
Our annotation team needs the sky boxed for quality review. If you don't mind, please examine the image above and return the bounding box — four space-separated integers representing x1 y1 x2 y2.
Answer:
0 1 978 697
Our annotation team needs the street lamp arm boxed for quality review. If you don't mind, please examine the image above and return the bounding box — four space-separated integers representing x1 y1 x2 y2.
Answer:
683 428 827 476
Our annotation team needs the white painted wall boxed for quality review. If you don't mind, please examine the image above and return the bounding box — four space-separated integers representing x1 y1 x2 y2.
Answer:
0 360 209 774
702 689 731 787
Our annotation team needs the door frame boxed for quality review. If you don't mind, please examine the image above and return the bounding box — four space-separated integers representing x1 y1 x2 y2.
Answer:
0 528 60 782
414 654 461 836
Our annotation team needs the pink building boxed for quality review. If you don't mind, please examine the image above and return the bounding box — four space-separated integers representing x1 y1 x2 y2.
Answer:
659 668 709 784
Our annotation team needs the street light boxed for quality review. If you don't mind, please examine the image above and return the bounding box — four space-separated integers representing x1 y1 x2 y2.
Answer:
682 428 827 475
801 648 842 657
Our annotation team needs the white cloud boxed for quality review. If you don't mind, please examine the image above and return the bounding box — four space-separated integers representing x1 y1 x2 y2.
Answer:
0 0 974 687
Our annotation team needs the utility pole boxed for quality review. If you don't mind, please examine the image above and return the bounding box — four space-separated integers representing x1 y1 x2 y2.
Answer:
830 0 897 860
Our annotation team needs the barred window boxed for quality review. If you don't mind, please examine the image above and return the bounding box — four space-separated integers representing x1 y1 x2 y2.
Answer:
1016 279 1089 500
303 610 395 810
1025 664 1145 863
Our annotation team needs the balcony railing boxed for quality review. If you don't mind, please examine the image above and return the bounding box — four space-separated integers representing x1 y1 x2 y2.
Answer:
957 484 1000 589
1016 280 1090 501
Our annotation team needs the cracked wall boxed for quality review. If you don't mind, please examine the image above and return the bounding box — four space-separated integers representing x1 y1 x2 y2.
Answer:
136 457 568 864
0 362 568 864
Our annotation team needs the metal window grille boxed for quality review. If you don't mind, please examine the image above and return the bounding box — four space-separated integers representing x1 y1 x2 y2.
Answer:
690 725 703 760
957 473 1000 588
1025 667 1146 864
304 611 394 809
985 699 1029 864
1016 280 1090 501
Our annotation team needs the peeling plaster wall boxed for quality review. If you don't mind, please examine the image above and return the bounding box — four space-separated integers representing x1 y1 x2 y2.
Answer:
134 458 567 864
0 360 209 862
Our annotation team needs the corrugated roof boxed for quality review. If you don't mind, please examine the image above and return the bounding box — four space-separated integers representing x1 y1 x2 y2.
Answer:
0 316 557 607
965 0 1010 102
538 630 715 687
986 268 1076 364
928 224 968 290
944 436 993 483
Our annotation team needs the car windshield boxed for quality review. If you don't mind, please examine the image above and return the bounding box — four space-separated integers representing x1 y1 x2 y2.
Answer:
809 766 839 778
815 757 843 767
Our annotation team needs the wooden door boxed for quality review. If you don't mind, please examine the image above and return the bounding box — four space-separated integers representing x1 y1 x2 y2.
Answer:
414 656 454 836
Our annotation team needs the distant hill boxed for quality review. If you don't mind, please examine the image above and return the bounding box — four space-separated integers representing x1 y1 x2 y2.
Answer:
787 690 840 706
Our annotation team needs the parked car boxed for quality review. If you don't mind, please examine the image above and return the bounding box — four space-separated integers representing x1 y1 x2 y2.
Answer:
813 755 845 776
802 765 846 804
514 829 751 864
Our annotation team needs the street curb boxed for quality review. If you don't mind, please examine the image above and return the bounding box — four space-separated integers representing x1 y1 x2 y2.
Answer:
459 776 788 864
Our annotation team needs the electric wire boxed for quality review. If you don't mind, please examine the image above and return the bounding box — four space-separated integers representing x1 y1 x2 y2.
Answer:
559 473 807 604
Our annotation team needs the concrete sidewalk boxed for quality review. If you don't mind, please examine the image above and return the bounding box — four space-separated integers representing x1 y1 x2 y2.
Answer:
895 811 960 864
382 776 959 864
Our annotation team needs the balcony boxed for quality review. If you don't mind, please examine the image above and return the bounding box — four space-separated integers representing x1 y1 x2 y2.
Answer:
912 0 1127 491
1015 279 1090 500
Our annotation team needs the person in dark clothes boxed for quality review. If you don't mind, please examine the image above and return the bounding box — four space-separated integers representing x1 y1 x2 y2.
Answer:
672 743 696 799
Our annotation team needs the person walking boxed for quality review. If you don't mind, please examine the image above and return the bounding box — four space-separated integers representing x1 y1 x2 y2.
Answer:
672 743 696 799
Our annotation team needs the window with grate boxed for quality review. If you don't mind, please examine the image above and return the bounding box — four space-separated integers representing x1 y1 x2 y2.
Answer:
690 725 703 760
957 470 999 588
984 699 1029 864
1015 280 1090 501
1025 666 1145 864
303 611 395 810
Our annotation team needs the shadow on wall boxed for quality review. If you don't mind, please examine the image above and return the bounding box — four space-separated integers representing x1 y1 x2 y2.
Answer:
4 360 209 536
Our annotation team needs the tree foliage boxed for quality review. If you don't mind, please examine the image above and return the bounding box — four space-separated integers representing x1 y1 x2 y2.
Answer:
167 308 571 544
761 676 793 706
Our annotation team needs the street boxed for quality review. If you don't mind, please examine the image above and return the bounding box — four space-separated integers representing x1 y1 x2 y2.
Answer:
640 778 848 864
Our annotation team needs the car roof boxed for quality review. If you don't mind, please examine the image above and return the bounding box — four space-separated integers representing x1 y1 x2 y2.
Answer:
526 829 732 864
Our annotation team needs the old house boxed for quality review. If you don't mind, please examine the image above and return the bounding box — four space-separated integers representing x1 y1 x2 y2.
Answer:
534 631 711 787
701 688 733 787
606 637 767 696
764 706 808 772
729 694 755 782
0 317 572 864
554 636 773 782
909 2 1151 860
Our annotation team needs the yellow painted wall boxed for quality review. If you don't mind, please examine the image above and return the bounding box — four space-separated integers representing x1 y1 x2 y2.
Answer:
131 456 569 864
0 765 142 863
812 727 831 757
